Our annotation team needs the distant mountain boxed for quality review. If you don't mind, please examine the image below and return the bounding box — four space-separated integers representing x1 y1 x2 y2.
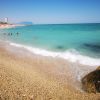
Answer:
18 21 33 25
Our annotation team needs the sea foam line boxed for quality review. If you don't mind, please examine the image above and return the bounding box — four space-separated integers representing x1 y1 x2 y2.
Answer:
10 42 100 66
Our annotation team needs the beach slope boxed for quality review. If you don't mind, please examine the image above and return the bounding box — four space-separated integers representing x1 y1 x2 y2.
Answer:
0 46 100 100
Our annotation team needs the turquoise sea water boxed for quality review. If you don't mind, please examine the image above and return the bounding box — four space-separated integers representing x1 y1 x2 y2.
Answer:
0 24 100 65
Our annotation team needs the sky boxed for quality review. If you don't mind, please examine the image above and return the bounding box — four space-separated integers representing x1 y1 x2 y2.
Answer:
0 0 100 24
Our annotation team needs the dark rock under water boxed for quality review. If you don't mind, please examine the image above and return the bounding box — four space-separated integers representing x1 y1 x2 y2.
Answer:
56 46 64 49
81 66 100 93
83 43 100 52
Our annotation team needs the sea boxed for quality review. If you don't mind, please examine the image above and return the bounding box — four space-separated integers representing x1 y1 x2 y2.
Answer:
0 23 100 66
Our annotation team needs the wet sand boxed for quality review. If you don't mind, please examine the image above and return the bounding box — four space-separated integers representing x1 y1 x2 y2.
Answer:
0 42 100 100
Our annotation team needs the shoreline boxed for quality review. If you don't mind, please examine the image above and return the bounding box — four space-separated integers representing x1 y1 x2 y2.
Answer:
0 40 99 81
7 41 100 66
0 24 25 29
0 41 100 99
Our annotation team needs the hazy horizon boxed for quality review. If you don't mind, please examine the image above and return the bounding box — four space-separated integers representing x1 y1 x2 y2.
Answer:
0 0 100 24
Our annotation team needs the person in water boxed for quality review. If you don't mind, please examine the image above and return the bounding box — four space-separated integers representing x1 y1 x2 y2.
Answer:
8 33 10 36
11 33 12 35
16 32 19 35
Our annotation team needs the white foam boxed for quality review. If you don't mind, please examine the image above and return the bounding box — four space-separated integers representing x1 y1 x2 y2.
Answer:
10 42 100 66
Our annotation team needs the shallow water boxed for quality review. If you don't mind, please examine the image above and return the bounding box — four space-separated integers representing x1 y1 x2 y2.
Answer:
0 23 100 66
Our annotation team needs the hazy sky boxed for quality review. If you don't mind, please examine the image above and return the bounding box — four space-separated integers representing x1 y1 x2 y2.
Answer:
0 0 100 24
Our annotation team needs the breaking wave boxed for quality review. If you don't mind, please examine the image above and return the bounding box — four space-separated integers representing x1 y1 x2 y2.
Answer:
9 42 100 66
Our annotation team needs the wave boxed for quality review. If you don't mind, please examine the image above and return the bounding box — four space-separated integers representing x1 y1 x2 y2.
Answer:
9 42 100 66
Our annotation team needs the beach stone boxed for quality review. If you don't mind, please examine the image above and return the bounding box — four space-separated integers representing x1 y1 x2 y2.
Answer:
81 66 100 93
